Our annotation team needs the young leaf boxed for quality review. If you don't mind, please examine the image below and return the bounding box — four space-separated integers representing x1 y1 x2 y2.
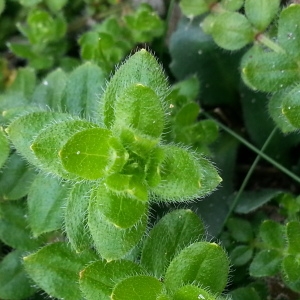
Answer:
249 249 282 277
241 45 300 92
179 0 214 17
286 221 300 255
226 218 253 243
210 12 254 50
220 0 244 11
111 275 163 300
0 128 9 169
141 209 205 277
88 196 147 260
259 220 285 249
100 49 169 129
27 173 70 237
113 83 164 139
230 245 253 266
60 128 128 180
173 285 215 300
230 287 261 300
164 242 229 295
245 0 280 31
94 183 147 229
0 200 42 251
80 260 144 300
23 242 97 300
31 119 96 179
6 111 70 166
32 68 67 110
281 85 300 128
278 4 300 60
282 255 300 283
0 250 36 300
65 182 93 252
0 152 36 200
61 62 106 121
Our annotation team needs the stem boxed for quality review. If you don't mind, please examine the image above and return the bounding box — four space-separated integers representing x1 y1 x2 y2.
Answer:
221 127 277 229
256 33 286 54
204 112 300 184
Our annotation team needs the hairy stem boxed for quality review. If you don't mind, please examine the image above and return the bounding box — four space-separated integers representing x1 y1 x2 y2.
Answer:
256 33 286 53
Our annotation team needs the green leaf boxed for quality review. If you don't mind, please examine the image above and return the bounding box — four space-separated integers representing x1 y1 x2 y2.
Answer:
0 200 42 250
281 85 300 128
269 91 298 133
0 128 9 169
245 0 280 31
211 12 254 50
151 145 220 201
220 0 244 11
23 242 97 300
94 183 147 229
278 4 300 60
286 221 300 254
249 249 282 277
19 0 42 6
0 0 5 15
113 83 164 139
0 250 36 300
80 260 144 300
226 218 253 242
173 285 216 300
60 127 128 180
100 49 169 129
179 0 214 17
241 45 300 92
88 195 147 260
31 119 96 179
32 68 67 110
230 245 253 266
6 111 69 166
141 209 205 277
45 0 68 12
27 173 70 237
0 152 36 200
164 242 229 295
111 275 163 300
282 255 300 283
259 220 285 249
61 62 106 121
65 182 93 252
230 287 261 300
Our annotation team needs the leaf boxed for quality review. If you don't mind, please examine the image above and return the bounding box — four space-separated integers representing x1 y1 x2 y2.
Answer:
281 84 300 128
235 189 283 214
249 250 282 277
179 0 214 17
23 242 97 300
113 83 164 139
60 127 128 180
61 62 106 121
286 221 300 254
230 287 261 300
141 209 205 277
259 220 285 249
65 182 93 252
210 12 254 50
32 68 67 110
19 0 42 6
278 4 300 60
0 200 42 250
245 0 280 31
241 45 300 93
0 128 9 169
27 173 70 237
100 49 169 129
111 275 163 300
282 255 300 283
80 260 144 300
0 250 36 300
230 245 253 266
6 111 70 166
164 242 229 295
45 0 68 12
31 119 96 179
173 285 215 300
0 0 5 15
0 152 36 200
94 183 147 229
226 218 253 242
220 0 244 11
